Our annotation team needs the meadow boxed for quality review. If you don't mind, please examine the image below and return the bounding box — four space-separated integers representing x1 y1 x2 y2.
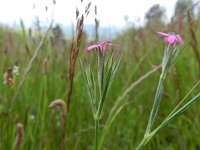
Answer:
0 1 200 150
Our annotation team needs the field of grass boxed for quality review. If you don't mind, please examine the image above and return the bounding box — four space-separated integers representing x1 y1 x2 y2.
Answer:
0 5 200 150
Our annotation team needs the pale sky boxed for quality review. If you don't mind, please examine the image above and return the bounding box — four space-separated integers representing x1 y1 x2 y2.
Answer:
0 0 181 27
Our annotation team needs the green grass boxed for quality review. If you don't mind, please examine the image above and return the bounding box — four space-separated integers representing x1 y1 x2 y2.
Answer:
0 18 200 150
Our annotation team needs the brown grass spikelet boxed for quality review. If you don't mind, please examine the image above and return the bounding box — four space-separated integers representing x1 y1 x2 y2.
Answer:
67 14 84 112
14 123 24 148
3 68 15 87
49 99 67 147
66 1 91 113
49 99 66 125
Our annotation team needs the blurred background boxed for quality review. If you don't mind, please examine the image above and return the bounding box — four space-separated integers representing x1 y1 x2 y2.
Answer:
0 0 199 37
0 0 200 149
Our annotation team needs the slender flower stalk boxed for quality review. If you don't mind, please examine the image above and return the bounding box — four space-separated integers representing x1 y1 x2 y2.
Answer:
81 40 122 150
145 72 165 134
136 31 185 149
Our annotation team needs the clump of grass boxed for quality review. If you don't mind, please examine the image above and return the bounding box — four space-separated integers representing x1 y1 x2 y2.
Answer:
12 21 53 102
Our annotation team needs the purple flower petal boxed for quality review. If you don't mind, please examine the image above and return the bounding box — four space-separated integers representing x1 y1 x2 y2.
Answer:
85 40 113 52
157 31 184 46
176 35 184 45
167 35 176 44
86 44 100 51
100 40 111 51
157 32 170 37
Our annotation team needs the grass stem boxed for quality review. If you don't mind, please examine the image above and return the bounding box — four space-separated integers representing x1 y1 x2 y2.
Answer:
95 119 99 150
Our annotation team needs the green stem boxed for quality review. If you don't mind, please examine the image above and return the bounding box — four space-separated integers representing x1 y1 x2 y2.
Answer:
95 119 99 150
136 131 156 150
136 72 166 149
145 73 165 134
136 135 149 150
137 90 200 149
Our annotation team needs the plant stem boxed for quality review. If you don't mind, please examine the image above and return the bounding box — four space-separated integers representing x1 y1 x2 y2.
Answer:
95 119 99 150
98 65 161 150
136 131 156 150
145 72 165 134
136 136 148 150
152 92 200 137
136 72 166 149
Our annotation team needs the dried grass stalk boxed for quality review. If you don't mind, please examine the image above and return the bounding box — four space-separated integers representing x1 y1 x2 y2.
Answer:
66 2 91 112
67 15 84 112
49 99 67 125
15 123 24 148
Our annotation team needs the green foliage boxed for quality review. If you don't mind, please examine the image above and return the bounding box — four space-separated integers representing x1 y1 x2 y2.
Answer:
0 16 200 150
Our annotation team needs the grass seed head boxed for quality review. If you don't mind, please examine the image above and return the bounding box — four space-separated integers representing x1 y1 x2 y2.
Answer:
49 99 66 125
15 123 24 148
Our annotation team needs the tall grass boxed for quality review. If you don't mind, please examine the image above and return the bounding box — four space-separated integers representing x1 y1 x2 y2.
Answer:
0 2 200 150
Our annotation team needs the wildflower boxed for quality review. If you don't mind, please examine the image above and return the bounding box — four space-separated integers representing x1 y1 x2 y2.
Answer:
157 32 184 46
86 40 113 52
82 40 122 150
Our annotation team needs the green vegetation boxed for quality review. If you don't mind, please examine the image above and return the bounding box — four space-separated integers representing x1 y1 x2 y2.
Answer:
0 1 200 149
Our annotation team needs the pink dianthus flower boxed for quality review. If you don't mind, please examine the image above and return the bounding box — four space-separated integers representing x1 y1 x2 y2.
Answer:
86 40 114 52
157 32 184 46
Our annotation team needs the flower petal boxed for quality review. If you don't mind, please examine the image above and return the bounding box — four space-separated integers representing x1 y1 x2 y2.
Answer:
157 32 170 37
86 44 100 51
100 40 112 51
158 31 184 46
85 40 114 52
164 37 169 44
176 35 184 45
167 35 176 44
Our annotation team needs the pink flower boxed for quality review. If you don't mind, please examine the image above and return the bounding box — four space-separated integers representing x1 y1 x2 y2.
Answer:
86 40 113 52
157 32 184 46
